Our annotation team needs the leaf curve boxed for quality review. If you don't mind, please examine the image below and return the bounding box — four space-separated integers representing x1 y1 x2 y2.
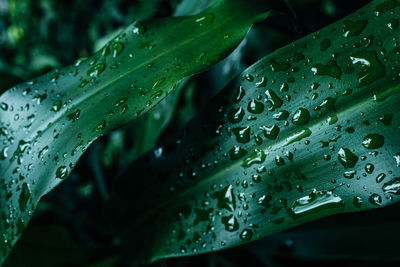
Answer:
111 0 400 263
0 0 275 263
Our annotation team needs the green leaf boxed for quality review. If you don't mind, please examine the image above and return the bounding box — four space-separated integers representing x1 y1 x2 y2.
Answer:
111 0 400 262
0 0 274 263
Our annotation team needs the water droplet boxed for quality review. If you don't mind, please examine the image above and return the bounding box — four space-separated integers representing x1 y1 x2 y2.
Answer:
387 18 399 30
56 166 69 179
320 39 331 51
18 183 31 212
112 42 124 57
265 89 283 110
382 178 400 194
93 120 106 132
350 51 385 87
0 147 8 160
256 77 267 87
327 115 338 125
0 102 8 111
273 110 289 121
365 163 375 174
252 174 261 183
275 156 285 166
311 60 342 79
230 146 248 160
38 146 49 159
291 189 343 215
368 193 382 206
232 126 251 143
270 59 291 72
344 170 357 179
242 150 266 167
222 215 239 232
362 134 384 149
240 229 253 241
374 0 400 16
228 107 245 123
233 86 245 103
394 153 400 167
343 19 367 37
67 109 81 122
87 63 106 77
258 194 272 209
247 99 264 114
353 196 362 207
132 22 146 34
51 100 62 112
195 13 214 26
379 113 393 126
260 124 280 140
376 173 386 183
285 128 312 145
212 185 235 211
292 108 310 125
338 148 358 169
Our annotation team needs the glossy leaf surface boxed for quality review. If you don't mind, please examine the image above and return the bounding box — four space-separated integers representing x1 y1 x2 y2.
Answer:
112 0 400 262
0 0 274 263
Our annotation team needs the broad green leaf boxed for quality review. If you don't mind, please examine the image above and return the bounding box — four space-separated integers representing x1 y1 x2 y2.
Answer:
111 0 400 262
0 0 275 263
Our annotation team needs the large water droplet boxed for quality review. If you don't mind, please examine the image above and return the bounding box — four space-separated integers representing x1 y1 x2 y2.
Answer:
240 229 253 241
382 178 400 194
265 89 283 110
212 185 236 211
338 148 358 169
350 51 385 87
247 99 264 114
292 108 310 125
362 134 384 149
242 150 266 167
343 19 367 37
228 107 245 123
291 189 343 215
260 124 280 140
230 146 248 160
233 126 251 143
311 60 342 79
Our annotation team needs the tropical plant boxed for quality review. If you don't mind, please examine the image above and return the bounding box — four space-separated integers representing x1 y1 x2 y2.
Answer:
1 0 399 266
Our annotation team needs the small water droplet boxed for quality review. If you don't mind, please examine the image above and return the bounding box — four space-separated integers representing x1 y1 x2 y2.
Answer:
56 166 69 179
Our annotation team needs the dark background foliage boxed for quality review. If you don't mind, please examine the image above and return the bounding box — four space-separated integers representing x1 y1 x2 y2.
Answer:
3 0 398 266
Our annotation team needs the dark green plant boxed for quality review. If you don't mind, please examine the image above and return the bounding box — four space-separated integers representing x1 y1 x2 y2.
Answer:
1 0 400 265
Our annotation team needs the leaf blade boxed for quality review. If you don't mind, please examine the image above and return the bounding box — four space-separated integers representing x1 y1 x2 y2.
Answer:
111 0 400 262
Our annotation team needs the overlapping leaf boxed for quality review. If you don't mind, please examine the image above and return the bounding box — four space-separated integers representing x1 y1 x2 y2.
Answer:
111 0 400 262
0 0 275 263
